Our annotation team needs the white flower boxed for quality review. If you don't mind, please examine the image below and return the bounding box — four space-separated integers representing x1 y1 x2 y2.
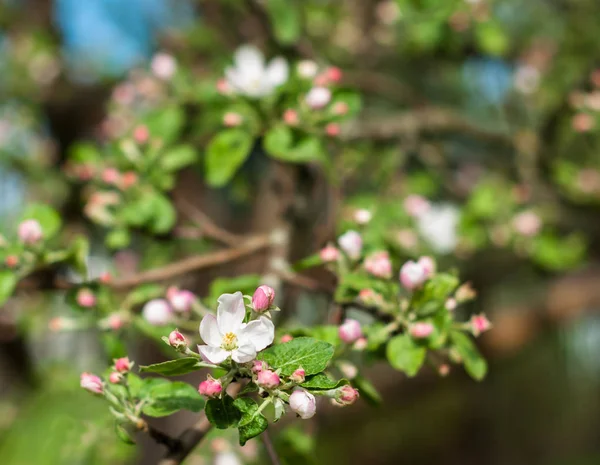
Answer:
289 389 316 419
151 53 177 80
305 87 331 109
142 299 173 326
415 204 460 254
214 452 242 465
338 230 363 259
198 292 274 364
225 45 289 98
297 60 318 78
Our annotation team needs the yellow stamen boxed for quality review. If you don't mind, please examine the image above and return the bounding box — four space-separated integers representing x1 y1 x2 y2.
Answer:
221 332 238 351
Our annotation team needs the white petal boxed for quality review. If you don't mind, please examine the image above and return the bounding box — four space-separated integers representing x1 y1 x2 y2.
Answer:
198 345 230 364
238 317 274 352
265 57 289 87
232 343 256 363
199 314 221 347
234 45 265 74
217 292 246 334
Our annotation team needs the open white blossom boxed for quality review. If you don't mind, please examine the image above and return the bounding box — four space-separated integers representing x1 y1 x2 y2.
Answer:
198 292 274 364
225 45 289 98
415 204 460 254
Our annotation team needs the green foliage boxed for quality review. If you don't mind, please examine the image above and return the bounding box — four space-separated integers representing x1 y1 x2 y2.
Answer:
264 0 302 44
0 270 17 306
205 395 242 429
139 358 203 376
234 397 268 445
258 337 334 376
387 334 427 377
450 331 487 381
205 129 253 187
21 204 61 240
142 381 205 417
301 373 348 390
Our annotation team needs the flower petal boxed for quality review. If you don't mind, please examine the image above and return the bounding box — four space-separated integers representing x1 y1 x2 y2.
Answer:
232 343 256 363
234 45 265 74
265 57 289 87
217 292 246 334
198 345 230 364
199 314 221 347
238 317 274 352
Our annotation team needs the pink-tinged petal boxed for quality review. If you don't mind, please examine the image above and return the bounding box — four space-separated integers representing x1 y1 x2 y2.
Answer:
266 57 289 86
217 292 246 334
199 314 221 347
232 343 257 363
198 345 229 364
238 317 274 351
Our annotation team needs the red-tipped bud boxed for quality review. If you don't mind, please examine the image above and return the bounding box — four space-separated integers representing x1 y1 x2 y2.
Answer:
252 285 275 312
18 219 43 245
223 112 243 127
252 360 268 373
326 66 343 83
133 125 149 144
280 334 293 343
283 109 299 126
76 288 96 308
290 367 306 384
257 369 280 389
99 272 112 284
409 322 434 339
470 313 492 336
5 255 18 268
339 319 362 344
325 123 340 137
168 330 187 350
114 357 132 373
120 171 138 190
101 167 120 185
198 378 222 398
333 101 349 116
109 372 123 384
335 385 359 405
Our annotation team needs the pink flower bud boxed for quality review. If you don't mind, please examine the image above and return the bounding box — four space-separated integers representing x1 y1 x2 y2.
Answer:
252 285 275 312
99 272 112 284
336 385 359 405
107 313 124 331
470 313 492 336
133 125 149 144
257 369 281 389
339 319 362 344
18 219 43 245
445 298 457 311
364 251 393 279
326 66 343 83
512 211 542 237
305 87 331 109
280 334 293 343
101 167 120 185
333 101 349 116
319 244 339 262
410 322 434 339
353 337 368 351
216 78 231 95
151 53 177 80
223 112 243 127
455 282 476 302
289 389 316 419
297 60 318 78
399 260 428 290
353 208 372 224
109 372 123 384
438 364 451 377
166 286 196 313
76 288 96 308
80 372 103 394
404 194 430 217
198 378 222 398
120 171 138 190
114 357 131 373
290 367 306 383
5 255 18 268
252 360 268 373
572 113 594 132
358 289 383 307
168 330 187 350
325 123 340 137
418 256 436 278
283 109 299 126
142 299 173 326
338 230 362 259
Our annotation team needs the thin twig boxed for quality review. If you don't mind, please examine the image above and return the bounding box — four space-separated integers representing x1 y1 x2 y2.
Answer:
262 429 282 465
158 416 212 465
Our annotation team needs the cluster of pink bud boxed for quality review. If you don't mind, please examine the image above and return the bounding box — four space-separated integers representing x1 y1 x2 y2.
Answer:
470 314 492 336
399 256 436 290
257 369 281 389
76 288 96 308
198 377 222 398
223 112 243 127
168 330 188 350
18 219 43 245
339 318 362 344
314 66 343 86
101 167 120 185
166 286 196 313
353 208 372 225
289 389 316 419
109 372 123 384
403 194 431 217
409 322 434 339
364 251 393 279
252 285 275 312
338 230 362 259
283 109 299 126
335 385 359 406
290 367 306 384
319 244 339 262
358 288 384 307
512 211 542 237
80 372 103 394
252 360 268 373
142 299 173 326
305 87 331 109
455 282 476 302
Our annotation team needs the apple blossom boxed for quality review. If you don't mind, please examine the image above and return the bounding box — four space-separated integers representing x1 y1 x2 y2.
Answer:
353 337 368 351
114 357 131 373
335 385 359 405
512 211 542 237
403 194 430 217
470 314 492 336
168 330 187 350
283 109 299 125
418 256 436 277
364 251 393 279
252 285 275 312
325 122 340 137
166 286 196 313
80 372 103 394
410 322 434 339
305 87 331 109
400 260 428 290
290 367 306 384
5 255 18 268
142 299 173 326
109 372 122 384
416 204 460 254
151 53 177 80
76 288 96 308
353 208 372 224
338 230 362 259
198 292 274 364
319 244 339 262
198 377 222 398
225 45 289 98
297 60 318 78
289 389 316 419
257 369 280 389
339 318 362 343
18 219 43 245
223 112 243 127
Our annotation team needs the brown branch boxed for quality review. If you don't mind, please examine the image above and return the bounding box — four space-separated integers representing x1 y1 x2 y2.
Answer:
262 429 282 465
158 416 212 465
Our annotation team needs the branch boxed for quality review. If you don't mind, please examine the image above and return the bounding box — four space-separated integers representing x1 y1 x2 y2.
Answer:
262 429 282 465
158 416 212 465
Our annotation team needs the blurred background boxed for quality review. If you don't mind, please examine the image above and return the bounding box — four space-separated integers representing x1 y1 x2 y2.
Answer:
2 0 600 464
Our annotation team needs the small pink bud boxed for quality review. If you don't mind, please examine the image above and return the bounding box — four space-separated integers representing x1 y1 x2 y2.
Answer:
151 53 177 80
319 244 339 262
338 230 362 259
252 360 268 373
305 87 331 109
358 289 383 307
283 109 299 126
18 219 43 245
280 334 293 343
445 298 457 311
326 66 343 83
353 337 368 351
353 208 372 224
418 256 436 277
76 288 96 308
223 112 243 127
512 211 542 237
455 282 477 302
114 357 131 373
107 313 124 331
80 372 103 394
168 330 187 350
439 364 451 377
166 286 196 312
120 171 138 190
289 389 316 419
198 378 222 398
470 313 492 336
336 385 359 405
5 255 18 268
364 251 393 279
99 272 112 284
257 369 280 389
338 361 358 379
216 78 231 95
133 125 149 144
101 167 120 185
109 372 123 384
400 260 428 290
404 194 430 217
339 319 362 344
142 299 173 326
333 101 349 116
252 285 275 312
290 367 306 383
572 113 594 133
410 322 434 339
325 123 340 137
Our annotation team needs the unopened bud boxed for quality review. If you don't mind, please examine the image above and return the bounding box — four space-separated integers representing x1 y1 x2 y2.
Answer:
438 364 451 377
99 272 112 284
107 313 124 331
289 389 316 419
168 330 187 350
18 219 43 245
252 360 268 373
5 255 18 268
76 288 96 308
512 211 542 237
216 78 231 95
252 285 275 312
353 337 368 351
326 66 343 83
319 244 339 262
101 167 120 185
120 171 138 190
470 313 492 336
109 372 123 384
339 318 362 344
166 286 196 313
338 361 358 380
353 208 372 224
409 322 434 339
142 299 173 326
325 123 340 137
133 125 149 144
114 357 132 373
338 230 362 260
399 260 428 290
80 372 103 394
257 369 280 389
198 377 222 398
364 251 392 279
223 112 243 127
283 109 299 125
151 53 177 80
333 101 349 116
335 385 359 406
305 87 331 109
445 298 457 311
417 256 436 277
280 334 293 343
290 367 306 384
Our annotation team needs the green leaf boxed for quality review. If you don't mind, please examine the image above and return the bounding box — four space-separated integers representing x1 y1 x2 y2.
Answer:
265 127 324 163
160 145 197 172
105 229 131 250
69 235 89 276
126 373 143 398
475 20 509 56
142 381 205 417
451 331 487 381
264 125 292 158
386 334 426 377
258 337 334 376
115 423 136 445
352 375 382 406
101 332 127 359
205 129 253 187
139 378 170 399
68 142 102 164
0 270 17 306
264 0 301 44
139 358 202 376
234 397 268 446
207 274 261 307
149 193 176 234
531 233 586 271
301 373 348 390
142 106 184 145
21 204 61 239
205 395 241 429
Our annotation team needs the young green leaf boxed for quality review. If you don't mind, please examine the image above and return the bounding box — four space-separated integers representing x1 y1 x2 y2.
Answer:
142 381 204 417
160 145 197 172
450 331 488 381
258 337 334 376
205 129 253 187
0 270 17 306
205 395 242 429
115 423 136 445
234 397 268 446
264 0 301 44
386 334 427 377
301 373 348 390
352 375 382 406
139 358 203 376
